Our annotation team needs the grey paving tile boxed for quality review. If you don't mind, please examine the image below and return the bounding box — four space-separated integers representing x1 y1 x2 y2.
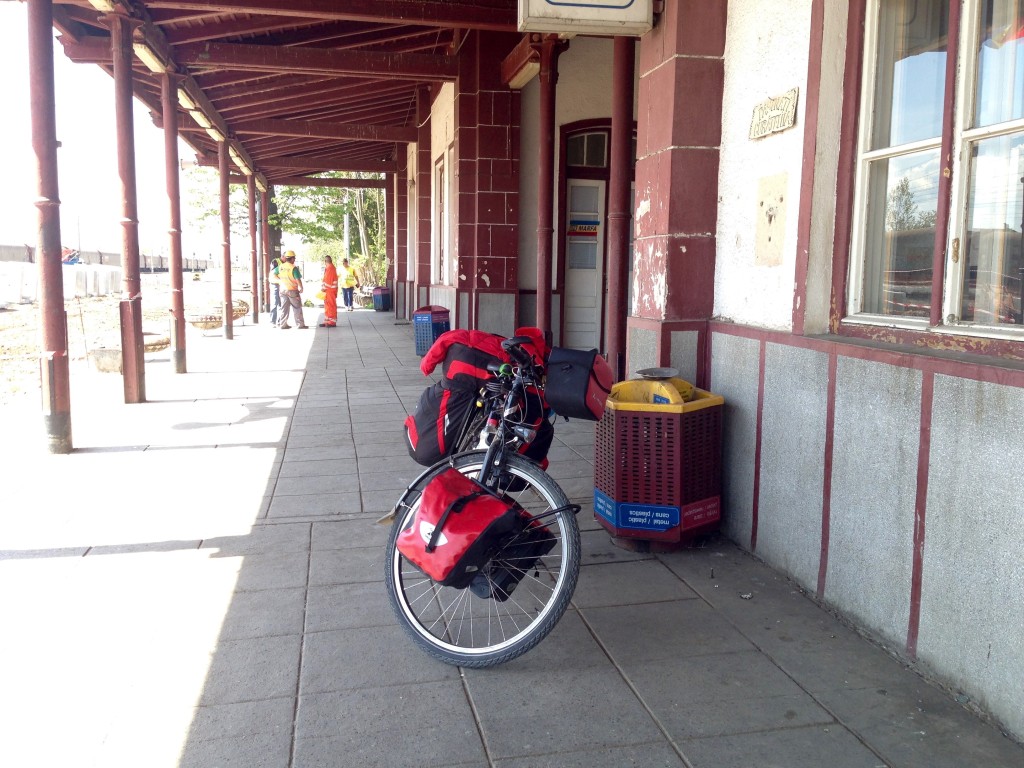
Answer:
305 581 394 632
282 443 356 461
218 587 307 640
309 546 384 586
582 600 756 664
678 724 884 768
311 519 390 550
462 610 610 674
300 624 458 695
266 491 362 518
200 524 311 555
495 742 686 768
294 682 486 768
467 667 663 759
571 559 698 608
627 653 835 739
178 732 293 768
277 458 358 478
184 696 295 741
199 634 301 706
274 473 361 496
231 550 309 592
817 684 1024 767
579 528 656 565
357 468 424 493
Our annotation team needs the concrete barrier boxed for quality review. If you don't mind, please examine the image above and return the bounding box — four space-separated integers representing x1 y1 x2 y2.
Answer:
0 262 123 305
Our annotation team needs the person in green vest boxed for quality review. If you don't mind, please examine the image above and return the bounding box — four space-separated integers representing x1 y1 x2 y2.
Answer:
274 251 308 329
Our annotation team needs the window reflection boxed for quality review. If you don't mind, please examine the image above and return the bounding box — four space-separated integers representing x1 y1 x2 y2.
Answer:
862 150 940 316
976 0 1024 127
961 132 1024 325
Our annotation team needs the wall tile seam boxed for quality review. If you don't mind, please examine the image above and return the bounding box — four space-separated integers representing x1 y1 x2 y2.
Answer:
635 232 716 240
637 144 721 159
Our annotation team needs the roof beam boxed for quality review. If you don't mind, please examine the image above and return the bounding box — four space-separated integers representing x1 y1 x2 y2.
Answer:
275 176 389 190
175 41 457 81
256 156 399 173
141 0 517 33
233 117 416 143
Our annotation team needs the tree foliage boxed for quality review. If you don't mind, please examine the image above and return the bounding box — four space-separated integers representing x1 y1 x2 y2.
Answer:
270 173 389 286
886 176 936 231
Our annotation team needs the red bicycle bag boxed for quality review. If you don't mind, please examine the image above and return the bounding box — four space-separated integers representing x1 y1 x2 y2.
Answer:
396 469 523 588
544 347 614 421
404 383 476 466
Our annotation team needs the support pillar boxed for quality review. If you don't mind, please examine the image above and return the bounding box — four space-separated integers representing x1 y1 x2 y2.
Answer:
385 176 395 309
415 87 432 308
632 2 726 385
260 188 270 312
28 0 71 452
161 72 186 373
218 140 233 339
394 161 409 319
534 35 567 342
247 175 258 323
110 12 145 403
606 36 635 380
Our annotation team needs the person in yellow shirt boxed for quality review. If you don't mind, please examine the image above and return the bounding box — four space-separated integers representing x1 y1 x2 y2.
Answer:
339 257 361 312
273 251 308 329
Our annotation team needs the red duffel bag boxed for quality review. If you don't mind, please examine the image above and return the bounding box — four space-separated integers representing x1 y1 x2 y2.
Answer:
396 469 522 588
544 347 614 421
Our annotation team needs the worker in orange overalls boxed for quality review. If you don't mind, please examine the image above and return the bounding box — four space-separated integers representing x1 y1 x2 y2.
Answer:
320 254 338 327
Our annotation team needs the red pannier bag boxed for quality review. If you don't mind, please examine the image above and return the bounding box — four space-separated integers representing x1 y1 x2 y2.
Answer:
421 327 548 391
404 382 476 466
544 347 614 421
396 468 523 588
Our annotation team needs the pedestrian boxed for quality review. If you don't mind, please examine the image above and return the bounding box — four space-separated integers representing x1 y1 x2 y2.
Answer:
340 257 361 312
268 255 282 326
274 250 308 329
320 254 338 327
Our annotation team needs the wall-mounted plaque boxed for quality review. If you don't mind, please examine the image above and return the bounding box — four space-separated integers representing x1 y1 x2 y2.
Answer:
749 88 800 140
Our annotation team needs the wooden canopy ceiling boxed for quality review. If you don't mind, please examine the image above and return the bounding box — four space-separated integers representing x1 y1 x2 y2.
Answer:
51 0 519 189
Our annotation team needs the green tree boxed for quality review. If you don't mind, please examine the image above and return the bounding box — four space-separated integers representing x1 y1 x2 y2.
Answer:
271 173 389 286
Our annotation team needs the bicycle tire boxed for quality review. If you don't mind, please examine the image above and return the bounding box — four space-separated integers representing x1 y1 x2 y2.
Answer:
384 451 581 668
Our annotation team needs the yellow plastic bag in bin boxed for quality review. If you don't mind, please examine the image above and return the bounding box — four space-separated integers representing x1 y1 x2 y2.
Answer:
608 377 695 407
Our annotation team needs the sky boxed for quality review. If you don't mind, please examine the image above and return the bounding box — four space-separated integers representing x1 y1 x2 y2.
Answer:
0 2 245 259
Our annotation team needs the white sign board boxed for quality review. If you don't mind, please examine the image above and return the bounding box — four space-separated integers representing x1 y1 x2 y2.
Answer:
518 0 653 35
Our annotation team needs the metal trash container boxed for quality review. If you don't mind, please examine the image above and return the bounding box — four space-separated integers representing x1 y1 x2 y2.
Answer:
413 305 450 355
594 377 724 543
372 286 392 312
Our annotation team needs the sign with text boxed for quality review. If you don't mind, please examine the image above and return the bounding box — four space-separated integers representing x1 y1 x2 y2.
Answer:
749 87 800 140
519 0 653 35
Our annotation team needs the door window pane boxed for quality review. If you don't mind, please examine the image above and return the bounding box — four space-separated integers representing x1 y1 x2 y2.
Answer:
861 150 940 316
585 133 607 167
567 135 586 166
568 240 597 269
870 0 947 149
960 131 1024 324
976 0 1024 127
570 184 599 214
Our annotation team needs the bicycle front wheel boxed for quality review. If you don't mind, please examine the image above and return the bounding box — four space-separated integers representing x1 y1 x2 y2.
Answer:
385 451 581 667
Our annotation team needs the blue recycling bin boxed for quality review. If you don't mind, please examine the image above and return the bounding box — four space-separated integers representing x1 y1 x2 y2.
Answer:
413 305 450 355
372 286 392 312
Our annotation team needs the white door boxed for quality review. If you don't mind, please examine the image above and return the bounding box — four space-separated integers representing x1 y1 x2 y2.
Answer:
563 179 605 350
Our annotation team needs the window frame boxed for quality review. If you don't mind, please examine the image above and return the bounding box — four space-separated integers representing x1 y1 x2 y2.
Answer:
842 0 1024 353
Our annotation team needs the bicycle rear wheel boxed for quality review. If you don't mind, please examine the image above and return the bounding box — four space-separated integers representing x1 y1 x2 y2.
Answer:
385 451 581 667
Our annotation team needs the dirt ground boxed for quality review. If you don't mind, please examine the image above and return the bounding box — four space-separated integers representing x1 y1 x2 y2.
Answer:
0 271 253 407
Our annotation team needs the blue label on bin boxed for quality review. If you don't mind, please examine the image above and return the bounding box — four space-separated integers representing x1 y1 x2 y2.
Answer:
594 490 680 531
653 394 670 404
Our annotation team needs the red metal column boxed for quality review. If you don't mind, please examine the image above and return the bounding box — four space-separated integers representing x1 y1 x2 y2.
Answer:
395 161 409 318
534 35 566 341
416 86 432 306
28 0 72 452
219 140 233 339
110 12 145 403
385 176 395 310
161 72 186 373
247 174 258 323
260 188 270 311
606 37 635 380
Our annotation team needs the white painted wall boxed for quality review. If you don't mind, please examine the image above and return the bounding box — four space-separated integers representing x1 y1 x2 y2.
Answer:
715 0 812 330
430 84 455 285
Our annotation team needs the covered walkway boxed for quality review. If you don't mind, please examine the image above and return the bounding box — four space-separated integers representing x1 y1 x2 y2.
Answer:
1 309 1021 767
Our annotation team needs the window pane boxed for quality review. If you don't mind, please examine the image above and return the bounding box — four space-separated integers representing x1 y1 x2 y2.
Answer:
960 131 1024 325
585 133 607 167
870 0 947 149
976 0 1024 127
570 184 599 214
567 135 586 166
568 240 597 269
860 150 940 316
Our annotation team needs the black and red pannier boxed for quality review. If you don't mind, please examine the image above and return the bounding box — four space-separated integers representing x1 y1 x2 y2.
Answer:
403 382 476 466
544 347 615 421
396 468 524 587
421 327 548 391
